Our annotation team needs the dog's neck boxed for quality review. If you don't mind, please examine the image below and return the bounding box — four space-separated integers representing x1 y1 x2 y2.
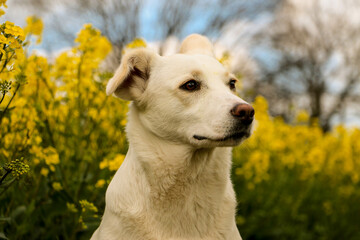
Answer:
126 104 232 203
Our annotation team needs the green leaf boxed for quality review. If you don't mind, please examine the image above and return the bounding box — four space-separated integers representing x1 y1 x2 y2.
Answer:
10 205 26 221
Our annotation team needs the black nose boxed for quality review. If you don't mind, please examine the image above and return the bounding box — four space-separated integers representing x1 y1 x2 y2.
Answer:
231 103 255 125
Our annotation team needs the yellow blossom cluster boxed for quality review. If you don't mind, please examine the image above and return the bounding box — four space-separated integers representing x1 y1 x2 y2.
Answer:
125 37 146 50
234 96 360 189
1 19 131 238
4 157 29 179
52 182 63 191
24 16 43 44
79 199 98 213
66 202 78 213
79 199 98 230
30 145 60 174
0 21 25 81
99 154 125 171
95 179 106 188
3 21 24 40
74 23 112 72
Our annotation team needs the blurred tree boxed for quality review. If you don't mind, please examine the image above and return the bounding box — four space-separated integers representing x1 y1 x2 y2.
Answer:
252 0 360 131
13 0 280 68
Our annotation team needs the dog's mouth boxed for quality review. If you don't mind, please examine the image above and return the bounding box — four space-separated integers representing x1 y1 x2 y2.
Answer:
193 131 250 142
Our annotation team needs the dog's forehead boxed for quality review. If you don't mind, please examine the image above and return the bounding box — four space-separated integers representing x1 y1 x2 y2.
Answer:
157 54 227 79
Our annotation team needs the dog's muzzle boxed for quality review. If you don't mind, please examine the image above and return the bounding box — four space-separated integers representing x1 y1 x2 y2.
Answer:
193 103 254 142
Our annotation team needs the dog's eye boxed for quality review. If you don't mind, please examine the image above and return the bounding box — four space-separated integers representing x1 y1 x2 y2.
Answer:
181 80 200 91
229 79 236 91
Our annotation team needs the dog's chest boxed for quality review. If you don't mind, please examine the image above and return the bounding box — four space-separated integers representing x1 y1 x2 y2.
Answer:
106 147 236 239
148 188 231 238
145 160 233 238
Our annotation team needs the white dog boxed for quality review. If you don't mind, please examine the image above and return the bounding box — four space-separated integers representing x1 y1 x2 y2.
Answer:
91 34 254 240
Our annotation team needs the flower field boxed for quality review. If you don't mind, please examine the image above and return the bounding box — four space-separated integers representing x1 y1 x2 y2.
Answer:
1 2 359 239
233 97 360 239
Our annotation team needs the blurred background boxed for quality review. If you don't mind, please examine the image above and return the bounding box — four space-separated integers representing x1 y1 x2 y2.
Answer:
1 0 360 239
5 0 360 130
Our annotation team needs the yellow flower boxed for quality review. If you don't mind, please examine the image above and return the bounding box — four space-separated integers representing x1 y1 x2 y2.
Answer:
99 159 108 170
34 136 42 144
52 182 63 191
79 216 87 230
75 23 112 60
49 165 56 172
1 117 9 126
95 179 106 188
109 154 125 171
79 200 98 213
40 168 49 177
307 148 325 173
14 97 27 108
88 108 98 119
0 34 9 44
45 154 59 165
4 21 25 41
100 154 125 171
296 110 309 123
0 0 7 8
120 118 127 126
24 16 43 44
125 38 147 49
33 158 40 165
66 203 78 213
44 147 60 165
3 135 13 147
24 16 43 36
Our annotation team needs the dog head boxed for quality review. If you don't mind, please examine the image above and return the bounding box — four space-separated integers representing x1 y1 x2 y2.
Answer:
107 34 254 148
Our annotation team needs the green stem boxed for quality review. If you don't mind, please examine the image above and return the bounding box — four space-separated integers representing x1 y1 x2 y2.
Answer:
0 83 20 125
75 53 85 161
75 161 89 201
77 53 85 113
0 178 16 196
0 168 12 185
0 51 15 73
0 91 5 105
0 44 7 67
40 75 54 98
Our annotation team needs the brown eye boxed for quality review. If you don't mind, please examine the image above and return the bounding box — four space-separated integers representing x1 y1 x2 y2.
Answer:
229 79 236 91
181 80 200 91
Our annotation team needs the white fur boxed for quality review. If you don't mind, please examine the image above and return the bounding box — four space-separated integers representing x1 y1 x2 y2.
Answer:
91 34 251 240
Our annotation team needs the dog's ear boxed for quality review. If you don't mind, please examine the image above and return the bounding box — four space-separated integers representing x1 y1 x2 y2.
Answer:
106 49 158 100
179 34 215 57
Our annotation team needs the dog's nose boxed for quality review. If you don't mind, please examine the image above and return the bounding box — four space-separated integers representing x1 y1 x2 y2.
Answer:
231 103 255 125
